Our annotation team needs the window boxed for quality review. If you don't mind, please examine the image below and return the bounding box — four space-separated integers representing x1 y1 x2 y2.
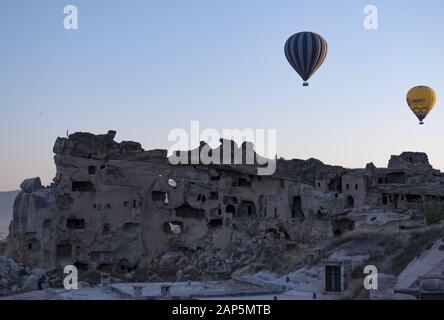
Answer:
56 243 72 258
225 205 236 214
88 166 96 175
67 218 85 230
209 192 219 200
103 224 110 234
325 265 341 292
72 181 96 192
355 184 359 190
152 191 166 201
346 184 350 190
175 204 205 220
237 178 252 187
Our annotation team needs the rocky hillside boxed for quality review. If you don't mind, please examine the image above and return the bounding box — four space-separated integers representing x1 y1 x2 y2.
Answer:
0 191 19 240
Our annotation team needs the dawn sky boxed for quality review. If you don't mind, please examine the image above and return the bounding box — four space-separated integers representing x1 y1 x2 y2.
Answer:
1 0 444 191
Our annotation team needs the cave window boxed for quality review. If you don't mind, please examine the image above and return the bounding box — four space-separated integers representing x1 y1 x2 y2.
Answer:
106 204 111 209
202 195 206 202
197 194 201 201
74 261 88 271
56 243 72 258
238 178 252 187
93 204 97 209
88 166 96 175
175 204 205 220
378 178 384 184
123 201 129 207
218 208 222 215
72 181 96 192
103 224 110 234
27 239 40 251
208 218 223 228
292 196 304 220
264 207 267 217
100 165 106 170
355 184 359 190
318 182 321 188
346 184 350 191
274 208 277 218
406 194 422 203
210 192 219 200
43 219 51 229
226 205 236 215
67 218 85 230
382 195 388 205
152 191 166 202
133 200 137 208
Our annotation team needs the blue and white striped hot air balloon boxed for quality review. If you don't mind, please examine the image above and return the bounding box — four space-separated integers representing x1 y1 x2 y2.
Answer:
284 32 328 87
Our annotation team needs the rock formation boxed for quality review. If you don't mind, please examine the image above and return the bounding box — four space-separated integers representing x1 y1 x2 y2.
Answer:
5 131 444 284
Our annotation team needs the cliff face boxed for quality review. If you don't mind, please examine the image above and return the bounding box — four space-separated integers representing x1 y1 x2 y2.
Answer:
6 131 444 280
0 191 19 240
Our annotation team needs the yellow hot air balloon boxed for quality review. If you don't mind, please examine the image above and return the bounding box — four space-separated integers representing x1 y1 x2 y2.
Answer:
406 86 437 125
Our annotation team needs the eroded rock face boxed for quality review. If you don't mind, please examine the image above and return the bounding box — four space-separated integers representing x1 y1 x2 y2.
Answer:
6 131 444 280
20 178 43 193
388 152 433 170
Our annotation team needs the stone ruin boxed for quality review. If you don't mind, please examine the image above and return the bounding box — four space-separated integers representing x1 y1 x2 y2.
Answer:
5 130 444 284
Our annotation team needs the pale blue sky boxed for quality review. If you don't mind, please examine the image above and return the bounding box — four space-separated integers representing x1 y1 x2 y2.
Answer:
1 0 444 190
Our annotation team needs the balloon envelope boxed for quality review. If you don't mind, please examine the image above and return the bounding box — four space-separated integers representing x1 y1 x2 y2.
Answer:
406 86 437 124
284 32 328 86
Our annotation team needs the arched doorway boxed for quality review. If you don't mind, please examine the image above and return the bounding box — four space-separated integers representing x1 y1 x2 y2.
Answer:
346 196 354 208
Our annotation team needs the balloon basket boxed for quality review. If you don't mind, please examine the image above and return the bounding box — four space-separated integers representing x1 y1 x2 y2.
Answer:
419 121 424 125
303 82 309 87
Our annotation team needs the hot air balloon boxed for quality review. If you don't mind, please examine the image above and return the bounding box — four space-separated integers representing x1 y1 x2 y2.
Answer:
284 32 328 86
406 86 437 125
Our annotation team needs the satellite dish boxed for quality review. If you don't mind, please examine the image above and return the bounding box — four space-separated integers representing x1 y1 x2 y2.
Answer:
169 222 181 234
168 179 177 187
